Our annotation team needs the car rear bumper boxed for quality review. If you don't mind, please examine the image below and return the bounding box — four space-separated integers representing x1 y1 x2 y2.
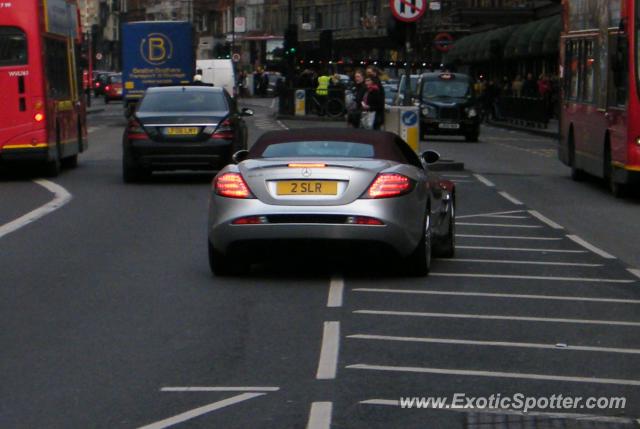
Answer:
128 138 234 170
208 195 425 256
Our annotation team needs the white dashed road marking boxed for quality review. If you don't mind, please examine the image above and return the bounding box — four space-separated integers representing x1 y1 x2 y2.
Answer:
473 173 495 187
429 272 632 283
567 235 616 259
498 191 523 205
528 210 564 229
161 386 280 392
306 402 333 429
327 275 344 308
316 321 340 380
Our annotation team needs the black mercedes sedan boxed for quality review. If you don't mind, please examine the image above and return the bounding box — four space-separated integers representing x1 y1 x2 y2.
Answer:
122 86 253 182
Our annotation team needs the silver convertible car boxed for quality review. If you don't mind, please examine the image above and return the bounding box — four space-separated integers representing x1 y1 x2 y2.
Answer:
207 128 455 276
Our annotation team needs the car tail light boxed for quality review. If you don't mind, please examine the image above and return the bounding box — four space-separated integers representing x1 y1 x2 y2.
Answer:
105 85 111 92
212 119 233 140
95 82 101 87
346 216 384 225
365 173 414 199
127 118 147 140
33 98 45 123
232 216 267 225
214 172 254 198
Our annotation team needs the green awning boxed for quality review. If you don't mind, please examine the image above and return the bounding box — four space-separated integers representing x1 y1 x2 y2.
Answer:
504 20 541 58
445 33 473 62
542 17 562 55
529 16 560 56
478 25 517 62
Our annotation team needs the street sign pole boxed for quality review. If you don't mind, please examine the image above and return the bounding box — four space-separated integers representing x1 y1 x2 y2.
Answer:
390 0 426 106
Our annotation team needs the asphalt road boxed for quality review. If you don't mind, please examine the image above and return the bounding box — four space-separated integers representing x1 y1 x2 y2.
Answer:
1 97 639 429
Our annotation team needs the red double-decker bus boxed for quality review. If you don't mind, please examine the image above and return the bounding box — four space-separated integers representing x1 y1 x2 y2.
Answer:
0 0 87 176
559 0 640 197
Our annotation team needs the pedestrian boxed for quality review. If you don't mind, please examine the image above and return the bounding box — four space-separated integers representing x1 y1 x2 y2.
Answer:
366 66 385 102
347 69 366 128
511 75 523 97
315 69 331 115
361 76 384 130
521 72 538 98
193 68 204 84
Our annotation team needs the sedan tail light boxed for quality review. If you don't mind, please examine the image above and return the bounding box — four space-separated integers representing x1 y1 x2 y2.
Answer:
214 172 254 198
127 118 147 140
365 173 414 199
105 85 111 92
212 119 234 140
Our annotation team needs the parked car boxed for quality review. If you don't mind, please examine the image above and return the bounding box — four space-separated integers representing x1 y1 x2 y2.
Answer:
207 128 456 276
394 74 420 105
104 73 123 103
417 72 481 142
122 85 253 182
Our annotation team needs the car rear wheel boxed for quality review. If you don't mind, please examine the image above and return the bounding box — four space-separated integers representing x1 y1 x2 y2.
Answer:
404 212 432 276
434 201 455 258
208 242 248 276
122 145 149 183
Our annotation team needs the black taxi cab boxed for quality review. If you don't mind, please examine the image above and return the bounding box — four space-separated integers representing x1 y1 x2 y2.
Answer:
417 72 480 142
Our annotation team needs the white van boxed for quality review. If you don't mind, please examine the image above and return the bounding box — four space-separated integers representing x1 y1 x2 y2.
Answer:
196 59 237 97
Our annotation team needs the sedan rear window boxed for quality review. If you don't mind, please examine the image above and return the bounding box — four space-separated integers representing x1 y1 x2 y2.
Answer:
0 27 27 66
139 91 228 112
258 141 375 158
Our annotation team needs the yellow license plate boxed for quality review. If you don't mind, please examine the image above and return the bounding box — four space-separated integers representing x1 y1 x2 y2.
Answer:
167 127 199 136
276 181 338 195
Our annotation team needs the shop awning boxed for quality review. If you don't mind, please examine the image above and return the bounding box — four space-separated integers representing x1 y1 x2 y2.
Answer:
529 16 560 56
477 25 517 62
542 16 562 55
504 19 541 58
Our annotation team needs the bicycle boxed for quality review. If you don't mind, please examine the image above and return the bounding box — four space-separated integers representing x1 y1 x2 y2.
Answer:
307 91 345 119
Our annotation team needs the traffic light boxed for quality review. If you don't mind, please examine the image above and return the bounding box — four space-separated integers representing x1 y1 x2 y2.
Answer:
284 24 298 56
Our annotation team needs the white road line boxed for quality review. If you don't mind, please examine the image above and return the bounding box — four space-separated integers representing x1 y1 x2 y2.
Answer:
327 275 344 308
498 191 523 205
430 272 632 283
457 210 525 219
629 269 640 280
567 235 616 259
316 321 340 380
457 245 585 253
347 364 640 387
161 387 280 392
528 210 564 229
442 174 470 178
485 215 528 219
352 288 640 304
306 402 333 429
358 399 638 424
473 173 495 187
137 393 265 429
276 120 288 130
457 234 562 241
439 258 602 267
347 334 640 355
270 98 277 109
0 179 72 240
87 126 100 134
354 309 640 326
457 223 542 228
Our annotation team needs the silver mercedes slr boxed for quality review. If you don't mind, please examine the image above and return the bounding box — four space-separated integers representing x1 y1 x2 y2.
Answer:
207 128 455 276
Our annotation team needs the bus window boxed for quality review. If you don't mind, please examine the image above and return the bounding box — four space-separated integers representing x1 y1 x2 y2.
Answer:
0 27 27 66
44 38 71 99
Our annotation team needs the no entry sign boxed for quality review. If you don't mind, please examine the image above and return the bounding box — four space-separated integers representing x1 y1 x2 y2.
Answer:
390 0 427 22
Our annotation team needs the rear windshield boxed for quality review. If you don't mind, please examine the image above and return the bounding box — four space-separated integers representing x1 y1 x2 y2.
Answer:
259 141 375 158
0 27 27 66
422 80 471 99
109 75 122 83
138 90 228 112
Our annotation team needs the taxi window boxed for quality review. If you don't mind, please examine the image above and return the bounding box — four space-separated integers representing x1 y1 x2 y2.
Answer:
260 141 375 158
0 27 27 66
422 80 471 99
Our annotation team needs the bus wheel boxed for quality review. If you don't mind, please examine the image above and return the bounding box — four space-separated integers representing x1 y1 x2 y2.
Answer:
569 130 584 181
604 145 626 198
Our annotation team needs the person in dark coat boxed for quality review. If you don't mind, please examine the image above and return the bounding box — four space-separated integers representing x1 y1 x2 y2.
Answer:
362 77 385 130
347 69 366 127
521 72 538 98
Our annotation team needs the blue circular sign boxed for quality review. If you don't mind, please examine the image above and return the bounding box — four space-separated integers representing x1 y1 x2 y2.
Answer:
295 90 306 99
402 110 418 126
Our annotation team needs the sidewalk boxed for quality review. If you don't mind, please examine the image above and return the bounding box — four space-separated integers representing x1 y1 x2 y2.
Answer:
486 118 559 139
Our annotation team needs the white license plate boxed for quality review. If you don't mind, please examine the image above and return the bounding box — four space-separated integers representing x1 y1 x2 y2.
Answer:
439 123 460 129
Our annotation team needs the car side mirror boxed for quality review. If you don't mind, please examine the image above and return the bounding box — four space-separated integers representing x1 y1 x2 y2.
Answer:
232 149 249 164
421 150 440 165
241 108 254 116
